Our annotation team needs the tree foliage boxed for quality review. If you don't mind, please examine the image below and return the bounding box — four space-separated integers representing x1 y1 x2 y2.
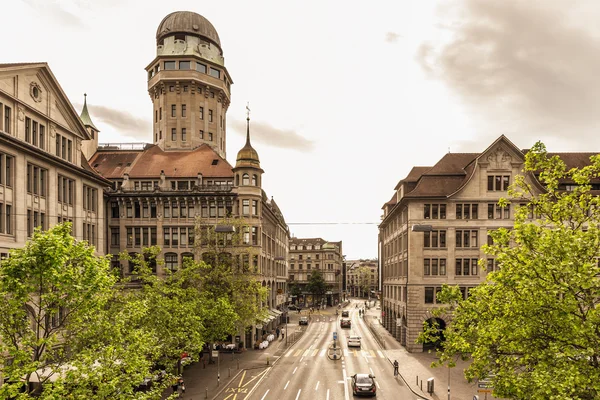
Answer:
307 269 327 304
356 266 373 297
419 142 600 399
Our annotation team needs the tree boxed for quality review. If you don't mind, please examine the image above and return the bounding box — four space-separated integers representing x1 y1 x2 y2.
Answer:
288 282 302 298
356 266 372 298
419 142 600 399
0 224 157 399
306 270 327 306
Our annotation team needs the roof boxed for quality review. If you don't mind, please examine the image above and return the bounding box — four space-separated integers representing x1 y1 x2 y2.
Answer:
156 11 221 49
79 94 99 131
235 119 261 170
425 153 478 175
89 144 234 179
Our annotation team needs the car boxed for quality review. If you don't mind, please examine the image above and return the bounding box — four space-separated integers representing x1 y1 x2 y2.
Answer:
351 373 377 397
347 335 361 347
341 310 349 317
340 318 351 328
299 316 309 325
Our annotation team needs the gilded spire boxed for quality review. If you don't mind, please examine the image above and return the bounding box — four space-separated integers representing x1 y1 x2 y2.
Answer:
245 102 251 146
80 93 99 131
235 103 261 169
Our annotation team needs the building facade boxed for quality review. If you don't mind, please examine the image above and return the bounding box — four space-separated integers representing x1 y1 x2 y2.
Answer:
379 135 599 352
346 259 378 298
288 237 343 306
0 63 109 258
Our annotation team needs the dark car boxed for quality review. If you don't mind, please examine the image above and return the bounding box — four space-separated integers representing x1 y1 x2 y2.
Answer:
341 310 349 317
351 373 377 397
340 318 351 328
299 316 309 325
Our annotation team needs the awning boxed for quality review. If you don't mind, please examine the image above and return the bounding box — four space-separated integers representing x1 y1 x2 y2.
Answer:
261 314 275 323
270 309 283 316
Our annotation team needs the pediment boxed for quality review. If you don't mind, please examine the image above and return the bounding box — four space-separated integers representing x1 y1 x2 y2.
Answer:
478 135 524 171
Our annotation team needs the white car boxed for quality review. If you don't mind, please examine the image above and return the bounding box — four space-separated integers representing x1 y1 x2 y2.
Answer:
348 335 361 348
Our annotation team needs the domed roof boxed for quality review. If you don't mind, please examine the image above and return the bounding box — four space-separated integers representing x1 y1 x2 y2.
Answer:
236 118 261 169
156 11 221 48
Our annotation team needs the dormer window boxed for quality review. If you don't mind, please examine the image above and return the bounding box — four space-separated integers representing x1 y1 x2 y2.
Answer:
211 159 218 166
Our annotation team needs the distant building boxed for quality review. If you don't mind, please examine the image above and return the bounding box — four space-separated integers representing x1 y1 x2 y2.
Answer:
346 259 378 298
379 135 600 352
288 237 343 306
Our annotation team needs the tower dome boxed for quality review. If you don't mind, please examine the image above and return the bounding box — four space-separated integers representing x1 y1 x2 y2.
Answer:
156 11 221 49
236 114 262 169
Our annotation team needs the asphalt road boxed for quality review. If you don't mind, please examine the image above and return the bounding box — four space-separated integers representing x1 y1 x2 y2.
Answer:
245 299 414 400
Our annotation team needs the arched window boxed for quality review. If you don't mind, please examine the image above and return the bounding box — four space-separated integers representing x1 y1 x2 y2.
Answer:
242 173 250 185
252 174 257 186
165 252 178 272
236 174 240 186
181 252 194 267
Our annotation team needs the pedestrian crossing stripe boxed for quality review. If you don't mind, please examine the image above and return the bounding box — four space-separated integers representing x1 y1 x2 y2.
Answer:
283 348 386 358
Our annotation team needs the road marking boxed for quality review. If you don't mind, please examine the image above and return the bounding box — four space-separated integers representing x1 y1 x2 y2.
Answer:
315 381 320 391
300 356 304 363
342 369 350 400
293 367 298 375
303 349 311 357
376 381 381 389
286 349 294 357
311 349 319 357
352 349 358 357
377 350 384 358
370 350 376 357
260 389 269 400
327 389 330 400
294 349 303 357
344 349 349 356
370 367 374 375
319 349 327 357
284 381 290 390
295 389 302 400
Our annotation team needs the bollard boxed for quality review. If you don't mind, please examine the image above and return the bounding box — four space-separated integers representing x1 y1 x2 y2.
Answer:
205 387 208 399
267 356 270 366
218 375 220 386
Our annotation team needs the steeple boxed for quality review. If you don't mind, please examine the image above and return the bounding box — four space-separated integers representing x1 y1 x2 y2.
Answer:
79 93 99 131
235 103 261 169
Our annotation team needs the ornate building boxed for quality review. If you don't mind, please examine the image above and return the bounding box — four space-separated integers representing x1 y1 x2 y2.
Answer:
288 237 343 306
379 135 600 352
0 63 109 258
345 259 378 298
82 11 289 348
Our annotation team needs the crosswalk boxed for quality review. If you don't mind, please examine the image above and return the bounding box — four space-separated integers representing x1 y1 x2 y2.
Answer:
284 347 386 359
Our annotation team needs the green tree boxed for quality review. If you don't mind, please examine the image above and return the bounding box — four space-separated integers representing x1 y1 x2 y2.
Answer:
288 282 302 298
307 269 327 306
356 266 372 298
419 142 600 399
0 224 155 399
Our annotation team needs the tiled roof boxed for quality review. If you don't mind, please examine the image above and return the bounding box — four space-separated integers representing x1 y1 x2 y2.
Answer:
394 166 431 189
425 153 478 175
404 175 466 197
89 144 234 179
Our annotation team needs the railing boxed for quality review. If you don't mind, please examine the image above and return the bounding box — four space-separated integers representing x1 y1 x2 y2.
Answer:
98 143 149 151
109 184 234 194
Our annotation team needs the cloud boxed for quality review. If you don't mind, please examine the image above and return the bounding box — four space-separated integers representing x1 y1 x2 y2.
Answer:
416 0 600 144
21 0 84 28
230 119 315 152
385 32 402 43
75 103 150 140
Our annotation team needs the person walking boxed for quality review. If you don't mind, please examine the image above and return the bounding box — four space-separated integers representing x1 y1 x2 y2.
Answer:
276 327 280 338
393 360 399 377
281 328 285 340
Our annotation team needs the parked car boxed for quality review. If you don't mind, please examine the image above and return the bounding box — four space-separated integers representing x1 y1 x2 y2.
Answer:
340 318 351 328
351 373 377 397
341 310 349 317
347 335 361 348
299 316 309 325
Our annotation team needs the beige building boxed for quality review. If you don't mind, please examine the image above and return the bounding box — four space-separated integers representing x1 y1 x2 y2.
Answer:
0 63 110 258
346 259 378 298
288 237 343 306
379 135 600 352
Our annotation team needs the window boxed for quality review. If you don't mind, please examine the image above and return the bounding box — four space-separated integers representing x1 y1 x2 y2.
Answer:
209 67 220 78
55 134 73 162
424 258 446 276
111 228 120 246
4 106 11 133
171 104 176 117
455 258 479 276
181 104 186 117
487 203 511 219
26 164 47 197
423 230 446 248
424 204 446 219
486 258 500 272
425 287 435 304
83 185 97 212
171 128 177 141
455 230 479 248
208 132 213 141
199 130 204 139
165 253 178 271
456 203 478 219
242 199 249 215
164 61 176 70
181 128 187 141
39 125 45 149
487 175 510 191
208 110 213 122
196 62 207 73
57 175 74 205
251 226 258 245
179 61 191 70
252 200 258 215
242 174 249 185
25 117 30 142
252 175 257 186
199 107 204 120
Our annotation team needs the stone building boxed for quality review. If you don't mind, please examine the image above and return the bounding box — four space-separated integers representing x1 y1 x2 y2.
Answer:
288 237 343 306
0 63 109 257
79 11 290 348
379 135 600 352
346 259 378 298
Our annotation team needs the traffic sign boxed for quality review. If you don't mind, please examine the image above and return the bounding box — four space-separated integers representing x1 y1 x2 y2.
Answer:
211 350 219 358
333 332 338 340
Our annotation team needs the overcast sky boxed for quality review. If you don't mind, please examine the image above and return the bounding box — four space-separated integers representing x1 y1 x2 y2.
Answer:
7 0 600 259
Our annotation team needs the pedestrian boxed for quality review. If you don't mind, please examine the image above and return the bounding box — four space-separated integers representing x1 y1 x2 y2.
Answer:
276 327 280 338
281 329 285 340
393 360 399 377
171 377 179 394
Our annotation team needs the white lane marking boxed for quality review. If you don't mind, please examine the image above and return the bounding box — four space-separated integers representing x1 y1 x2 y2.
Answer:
295 389 302 400
376 381 381 389
286 349 294 357
293 367 298 374
327 389 330 400
315 381 320 391
342 369 350 400
377 350 384 358
260 389 270 400
300 356 305 363
319 349 327 357
284 381 290 390
370 367 374 375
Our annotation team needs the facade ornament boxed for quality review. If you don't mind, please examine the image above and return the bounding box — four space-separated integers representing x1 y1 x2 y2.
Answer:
49 123 57 138
487 147 513 170
204 85 210 98
17 106 25 122
30 82 42 102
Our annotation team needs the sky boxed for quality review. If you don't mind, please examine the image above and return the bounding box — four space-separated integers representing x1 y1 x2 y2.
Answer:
6 0 600 259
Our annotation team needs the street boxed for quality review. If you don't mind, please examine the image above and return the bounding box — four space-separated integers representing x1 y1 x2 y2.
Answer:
218 299 414 400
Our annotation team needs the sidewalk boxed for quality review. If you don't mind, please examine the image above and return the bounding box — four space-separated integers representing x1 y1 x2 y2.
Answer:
172 313 305 400
363 305 500 400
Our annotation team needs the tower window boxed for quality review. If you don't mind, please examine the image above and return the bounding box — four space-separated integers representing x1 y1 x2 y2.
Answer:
174 33 185 42
179 61 191 70
196 62 207 73
208 132 213 141
183 86 188 92
159 107 162 120
171 128 176 141
209 110 213 122
242 174 249 185
252 175 257 186
164 61 176 70
210 67 220 79
199 107 204 120
181 128 186 142
199 130 204 139
171 104 176 117
181 104 186 117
